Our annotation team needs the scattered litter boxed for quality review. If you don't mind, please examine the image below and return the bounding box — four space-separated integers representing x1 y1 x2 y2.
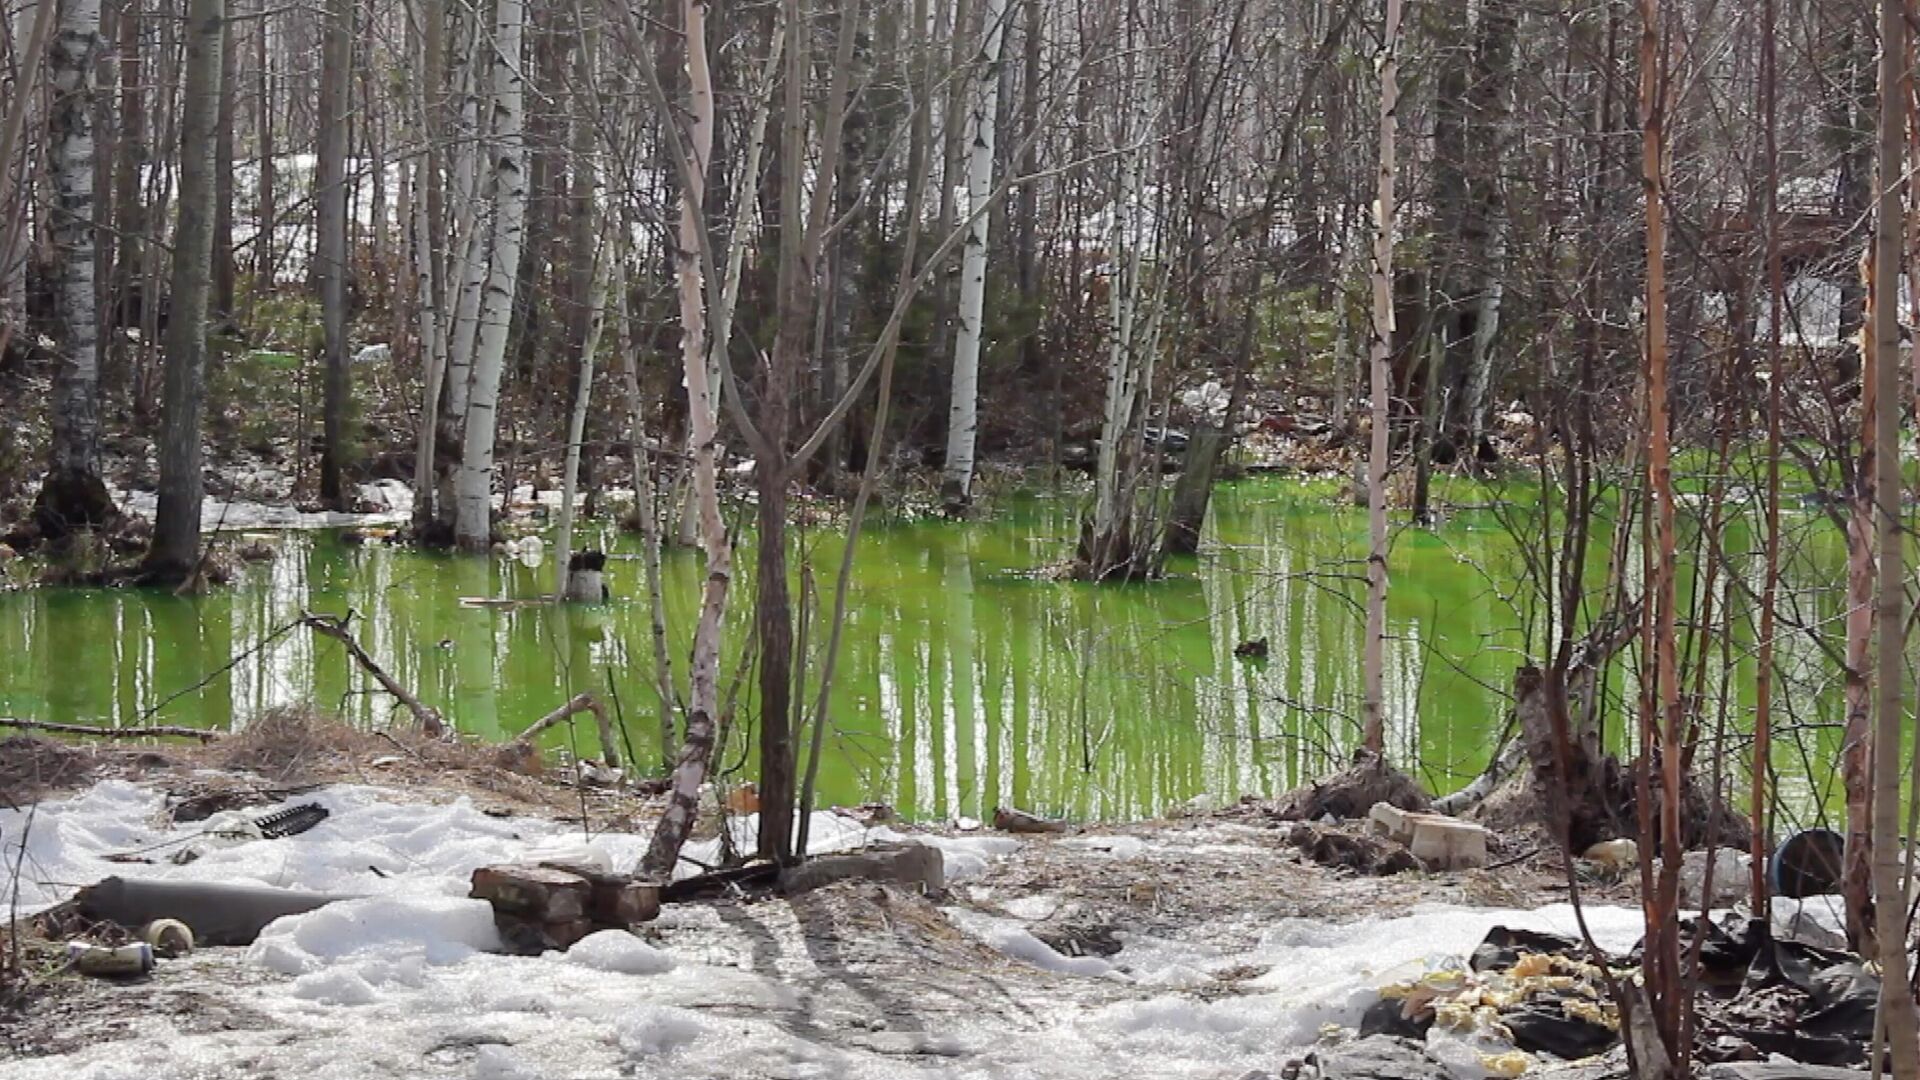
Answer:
254 802 331 839
67 941 155 978
141 918 195 957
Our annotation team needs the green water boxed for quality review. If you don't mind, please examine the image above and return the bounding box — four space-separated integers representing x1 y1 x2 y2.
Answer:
0 477 1854 824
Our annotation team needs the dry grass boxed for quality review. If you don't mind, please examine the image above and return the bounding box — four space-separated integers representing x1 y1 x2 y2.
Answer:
215 705 374 781
0 737 95 808
1 704 651 826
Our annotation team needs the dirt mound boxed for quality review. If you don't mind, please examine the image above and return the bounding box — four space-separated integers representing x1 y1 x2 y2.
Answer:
1273 749 1431 821
0 736 96 806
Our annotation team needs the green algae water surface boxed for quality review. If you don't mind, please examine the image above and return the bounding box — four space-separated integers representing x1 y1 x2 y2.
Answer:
0 477 1851 825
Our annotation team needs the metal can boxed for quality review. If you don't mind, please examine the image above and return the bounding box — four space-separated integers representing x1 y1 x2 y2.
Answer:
66 941 156 976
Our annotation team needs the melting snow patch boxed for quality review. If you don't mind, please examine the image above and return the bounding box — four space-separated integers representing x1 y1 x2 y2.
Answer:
612 1006 709 1057
871 827 1021 881
472 1045 538 1080
561 930 675 975
1056 834 1150 858
289 967 382 1006
248 895 500 977
948 908 1116 978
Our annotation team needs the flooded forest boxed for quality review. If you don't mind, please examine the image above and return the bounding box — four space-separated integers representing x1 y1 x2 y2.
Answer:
1 0 1918 1077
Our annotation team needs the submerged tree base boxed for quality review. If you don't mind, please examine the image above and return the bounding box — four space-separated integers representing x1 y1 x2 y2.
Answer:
1070 518 1164 582
29 467 119 546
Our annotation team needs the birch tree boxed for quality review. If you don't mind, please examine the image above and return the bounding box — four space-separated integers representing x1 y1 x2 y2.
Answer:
638 0 725 882
409 0 448 535
939 0 1008 511
32 0 116 543
454 0 529 550
1078 23 1161 583
1360 0 1401 754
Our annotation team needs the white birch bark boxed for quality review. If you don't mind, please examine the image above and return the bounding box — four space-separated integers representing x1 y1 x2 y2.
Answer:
641 0 727 881
453 0 527 550
674 26 783 547
45 0 104 483
1091 76 1150 565
443 16 490 427
408 0 447 532
1362 0 1404 754
940 0 1007 509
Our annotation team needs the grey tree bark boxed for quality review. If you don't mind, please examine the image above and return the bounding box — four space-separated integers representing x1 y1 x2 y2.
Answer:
1868 0 1917 1067
316 0 353 509
145 0 226 585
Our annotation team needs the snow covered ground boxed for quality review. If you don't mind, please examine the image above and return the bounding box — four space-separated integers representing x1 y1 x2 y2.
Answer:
2 782 1654 1079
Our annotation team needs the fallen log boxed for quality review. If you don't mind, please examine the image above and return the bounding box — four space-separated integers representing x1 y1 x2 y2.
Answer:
992 807 1070 834
1430 725 1523 817
75 875 358 946
780 844 945 897
659 862 780 903
300 610 446 737
0 718 219 742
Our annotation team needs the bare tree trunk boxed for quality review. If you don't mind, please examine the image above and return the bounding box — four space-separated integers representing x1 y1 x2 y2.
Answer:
553 8 604 595
674 23 782 548
1361 0 1402 755
316 0 353 509
554 245 608 600
146 0 226 585
1461 215 1506 458
1868 0 1917 1068
639 0 724 882
0 0 56 346
212 14 237 318
107 0 143 406
753 0 863 865
441 12 491 497
1082 29 1156 583
1014 0 1042 375
1164 286 1254 555
1843 459 1874 948
453 0 528 550
255 13 274 285
940 0 1007 511
614 261 676 772
33 0 116 543
1636 0 1685 1070
1753 0 1781 917
409 0 447 535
